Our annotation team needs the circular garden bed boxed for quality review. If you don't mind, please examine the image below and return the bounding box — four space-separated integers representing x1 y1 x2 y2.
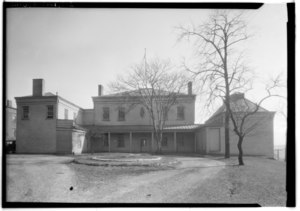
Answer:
73 153 179 167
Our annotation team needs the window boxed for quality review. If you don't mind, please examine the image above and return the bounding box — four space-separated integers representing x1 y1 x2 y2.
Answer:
118 107 125 121
103 107 110 121
140 107 145 118
163 106 168 120
64 109 68 119
47 105 54 119
162 136 168 147
177 106 185 120
22 106 29 119
117 135 125 148
73 112 76 120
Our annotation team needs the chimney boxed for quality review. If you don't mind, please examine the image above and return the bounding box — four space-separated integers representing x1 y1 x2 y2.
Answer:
6 100 12 107
230 92 244 101
33 79 44 96
98 85 103 96
188 81 192 95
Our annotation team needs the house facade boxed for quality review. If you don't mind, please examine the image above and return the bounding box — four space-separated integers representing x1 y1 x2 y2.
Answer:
14 79 275 157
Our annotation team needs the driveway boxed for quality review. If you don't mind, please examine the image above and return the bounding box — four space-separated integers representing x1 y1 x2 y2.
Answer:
6 154 226 203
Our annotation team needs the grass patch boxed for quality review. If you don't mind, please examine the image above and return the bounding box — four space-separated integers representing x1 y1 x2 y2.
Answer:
190 156 286 206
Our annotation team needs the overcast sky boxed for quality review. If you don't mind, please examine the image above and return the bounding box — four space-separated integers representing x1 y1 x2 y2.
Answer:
6 4 287 146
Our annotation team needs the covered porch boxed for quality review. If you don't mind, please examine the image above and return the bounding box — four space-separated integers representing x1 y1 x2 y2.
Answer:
85 124 202 154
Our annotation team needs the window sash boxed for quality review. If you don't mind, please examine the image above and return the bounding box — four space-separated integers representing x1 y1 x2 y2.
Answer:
22 106 29 119
103 107 110 120
177 106 185 120
47 105 54 119
118 107 125 121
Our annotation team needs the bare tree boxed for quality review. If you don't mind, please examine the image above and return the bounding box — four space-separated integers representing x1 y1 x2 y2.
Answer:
228 75 285 165
110 56 188 153
177 10 253 158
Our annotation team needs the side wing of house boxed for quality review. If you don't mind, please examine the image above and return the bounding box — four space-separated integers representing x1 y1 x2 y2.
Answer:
202 112 275 157
15 96 58 153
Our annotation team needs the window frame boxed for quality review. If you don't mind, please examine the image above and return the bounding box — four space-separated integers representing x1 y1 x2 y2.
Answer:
118 107 125 121
163 106 168 121
46 105 54 119
177 106 185 120
22 106 29 120
140 107 145 118
103 107 110 121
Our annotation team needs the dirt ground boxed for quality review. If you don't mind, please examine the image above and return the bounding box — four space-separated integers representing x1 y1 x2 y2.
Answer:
5 154 286 205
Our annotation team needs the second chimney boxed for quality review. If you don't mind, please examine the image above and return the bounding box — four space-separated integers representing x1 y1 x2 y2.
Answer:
98 85 103 96
33 79 44 96
188 81 192 95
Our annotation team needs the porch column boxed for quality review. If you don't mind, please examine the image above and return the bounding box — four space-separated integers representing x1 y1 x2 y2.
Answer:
174 132 177 153
129 132 132 153
194 133 197 153
151 132 154 153
108 132 111 152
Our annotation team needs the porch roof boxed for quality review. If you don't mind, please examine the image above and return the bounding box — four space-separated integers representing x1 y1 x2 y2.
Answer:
82 124 203 133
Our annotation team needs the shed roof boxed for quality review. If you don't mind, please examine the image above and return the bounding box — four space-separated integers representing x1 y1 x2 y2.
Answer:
83 124 202 133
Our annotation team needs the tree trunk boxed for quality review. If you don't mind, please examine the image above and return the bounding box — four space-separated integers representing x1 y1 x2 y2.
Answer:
156 132 163 154
237 136 244 165
225 110 230 158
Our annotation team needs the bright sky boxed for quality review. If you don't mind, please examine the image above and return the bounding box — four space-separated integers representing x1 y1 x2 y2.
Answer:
6 4 287 146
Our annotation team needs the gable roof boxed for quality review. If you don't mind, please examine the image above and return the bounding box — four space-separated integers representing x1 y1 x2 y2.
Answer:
208 93 269 121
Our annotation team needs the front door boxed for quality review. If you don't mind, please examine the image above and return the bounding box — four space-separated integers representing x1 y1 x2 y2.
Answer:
140 138 148 152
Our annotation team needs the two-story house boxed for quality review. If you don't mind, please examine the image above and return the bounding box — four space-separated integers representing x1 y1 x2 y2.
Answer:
84 83 199 153
15 79 200 154
14 79 275 157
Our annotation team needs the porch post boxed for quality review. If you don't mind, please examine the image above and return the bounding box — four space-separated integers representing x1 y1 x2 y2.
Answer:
174 132 177 153
129 132 132 153
151 132 154 153
108 132 111 152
